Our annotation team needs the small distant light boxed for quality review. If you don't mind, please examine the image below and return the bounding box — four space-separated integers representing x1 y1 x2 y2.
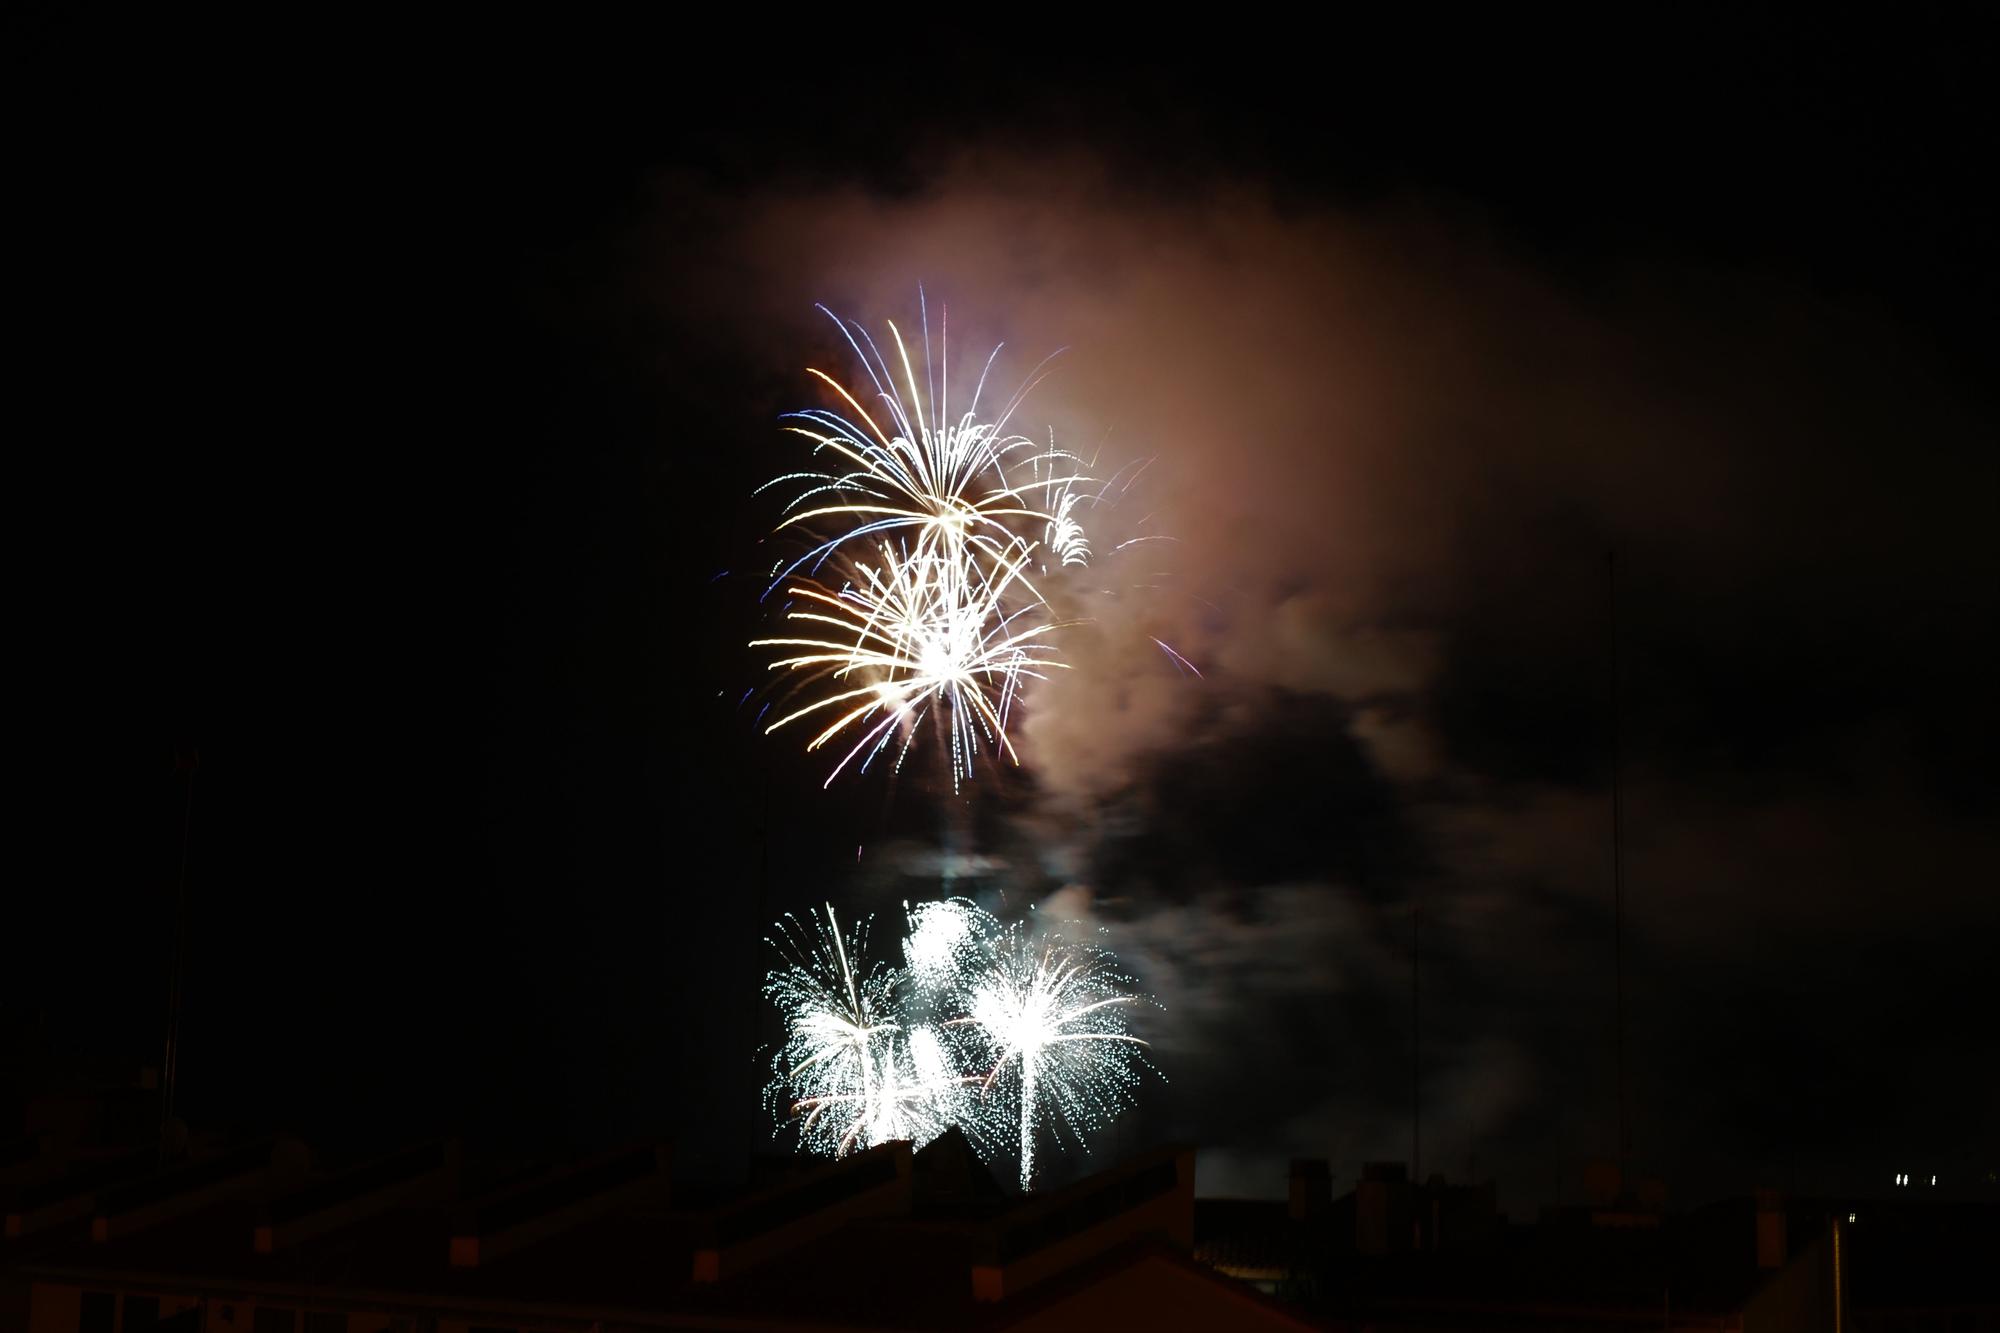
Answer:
1930 1175 1937 1187
1848 1212 1857 1223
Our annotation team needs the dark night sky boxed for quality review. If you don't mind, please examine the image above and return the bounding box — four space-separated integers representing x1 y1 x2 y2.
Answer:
12 19 1997 1208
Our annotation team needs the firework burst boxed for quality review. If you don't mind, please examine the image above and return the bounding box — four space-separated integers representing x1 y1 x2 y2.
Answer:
752 299 1098 788
959 917 1154 1191
762 905 902 1157
763 897 1155 1188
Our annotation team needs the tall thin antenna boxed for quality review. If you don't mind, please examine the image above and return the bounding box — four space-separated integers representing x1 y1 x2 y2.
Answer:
1607 551 1630 1163
1412 903 1422 1184
160 744 198 1154
751 759 772 1127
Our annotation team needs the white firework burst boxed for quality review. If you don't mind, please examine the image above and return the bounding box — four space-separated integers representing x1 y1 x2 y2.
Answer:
960 917 1155 1191
764 897 1156 1188
762 905 901 1157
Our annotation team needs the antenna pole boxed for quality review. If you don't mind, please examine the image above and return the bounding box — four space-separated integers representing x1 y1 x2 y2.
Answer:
1608 552 1629 1163
161 745 198 1154
1412 903 1421 1184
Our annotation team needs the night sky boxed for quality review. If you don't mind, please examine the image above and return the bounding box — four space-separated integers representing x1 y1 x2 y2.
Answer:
14 20 1996 1211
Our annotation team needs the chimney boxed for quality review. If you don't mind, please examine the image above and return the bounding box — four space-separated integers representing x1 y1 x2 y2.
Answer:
911 1126 1002 1206
1754 1187 1786 1269
1288 1159 1331 1222
1356 1161 1411 1257
1583 1157 1622 1209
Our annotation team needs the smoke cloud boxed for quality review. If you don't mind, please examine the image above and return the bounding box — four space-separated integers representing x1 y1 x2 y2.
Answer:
639 147 1997 1206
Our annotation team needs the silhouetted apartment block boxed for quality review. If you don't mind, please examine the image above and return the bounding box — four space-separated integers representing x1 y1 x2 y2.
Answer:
6 1135 1318 1332
1192 1160 2000 1331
